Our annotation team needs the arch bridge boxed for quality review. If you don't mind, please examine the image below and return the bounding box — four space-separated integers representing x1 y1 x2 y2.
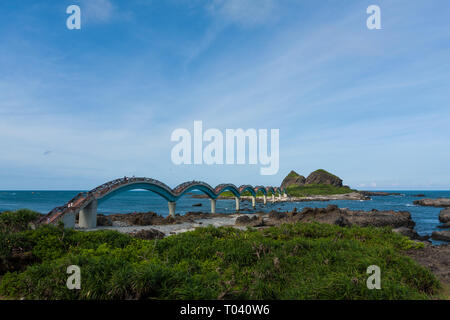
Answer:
39 177 288 229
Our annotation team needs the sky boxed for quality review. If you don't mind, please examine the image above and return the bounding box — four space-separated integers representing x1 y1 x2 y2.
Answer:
0 0 450 190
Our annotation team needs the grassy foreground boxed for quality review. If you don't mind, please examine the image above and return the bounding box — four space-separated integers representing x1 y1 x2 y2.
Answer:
0 210 441 300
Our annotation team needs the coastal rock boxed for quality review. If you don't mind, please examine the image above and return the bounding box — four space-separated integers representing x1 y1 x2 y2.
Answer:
431 230 450 242
265 205 415 230
268 210 288 220
97 214 113 226
280 170 306 189
131 229 165 240
235 215 264 227
305 169 343 187
439 208 450 223
413 198 450 207
192 203 202 207
405 244 450 286
392 227 429 241
359 191 401 196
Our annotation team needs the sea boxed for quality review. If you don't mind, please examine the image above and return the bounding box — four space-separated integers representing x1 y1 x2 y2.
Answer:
1 190 449 243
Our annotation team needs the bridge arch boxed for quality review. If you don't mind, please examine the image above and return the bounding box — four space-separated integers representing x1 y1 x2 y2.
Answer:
41 177 288 229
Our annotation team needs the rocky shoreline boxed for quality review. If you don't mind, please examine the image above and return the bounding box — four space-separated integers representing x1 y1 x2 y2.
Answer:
78 207 449 291
413 198 450 207
89 205 435 243
413 198 450 242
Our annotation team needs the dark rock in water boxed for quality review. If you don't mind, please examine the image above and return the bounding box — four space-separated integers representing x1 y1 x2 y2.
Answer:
192 203 202 207
393 227 430 241
235 215 264 227
413 194 426 197
97 214 113 226
413 198 450 207
437 223 450 229
359 191 401 196
265 205 415 230
281 170 306 189
131 229 165 240
305 169 343 187
439 208 450 223
431 230 450 242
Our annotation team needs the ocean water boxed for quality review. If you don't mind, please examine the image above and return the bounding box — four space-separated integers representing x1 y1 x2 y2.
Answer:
0 190 449 240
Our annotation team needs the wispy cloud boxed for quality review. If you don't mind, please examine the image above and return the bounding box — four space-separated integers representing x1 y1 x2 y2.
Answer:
207 0 277 27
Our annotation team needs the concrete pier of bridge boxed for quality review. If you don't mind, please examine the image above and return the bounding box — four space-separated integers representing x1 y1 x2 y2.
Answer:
210 199 216 214
235 197 240 211
79 199 98 228
251 196 256 208
168 201 176 217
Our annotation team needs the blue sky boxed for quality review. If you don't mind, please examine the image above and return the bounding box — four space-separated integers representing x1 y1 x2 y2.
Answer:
0 0 450 190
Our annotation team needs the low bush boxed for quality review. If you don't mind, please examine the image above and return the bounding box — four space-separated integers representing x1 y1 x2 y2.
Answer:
0 221 440 300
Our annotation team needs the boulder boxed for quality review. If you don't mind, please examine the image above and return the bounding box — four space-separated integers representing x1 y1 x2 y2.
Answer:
439 208 450 223
280 170 306 189
431 230 450 242
97 214 113 226
294 206 415 229
235 215 264 227
413 198 450 207
305 169 343 187
268 210 288 220
359 191 401 196
131 229 165 240
393 227 430 241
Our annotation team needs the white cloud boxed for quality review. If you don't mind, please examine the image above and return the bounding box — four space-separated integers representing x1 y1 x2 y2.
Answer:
207 0 277 27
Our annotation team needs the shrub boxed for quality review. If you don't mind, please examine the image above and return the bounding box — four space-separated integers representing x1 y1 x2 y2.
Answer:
0 209 40 233
0 223 440 300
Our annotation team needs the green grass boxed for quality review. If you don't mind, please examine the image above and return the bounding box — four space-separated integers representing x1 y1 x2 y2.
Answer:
0 211 440 300
287 171 301 178
286 184 355 197
312 169 341 180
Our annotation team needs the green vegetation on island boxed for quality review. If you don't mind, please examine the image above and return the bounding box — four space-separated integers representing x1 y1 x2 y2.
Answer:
0 209 441 300
286 184 355 197
219 169 355 198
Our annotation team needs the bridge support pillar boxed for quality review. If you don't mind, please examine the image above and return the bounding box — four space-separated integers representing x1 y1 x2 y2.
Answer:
210 199 216 214
278 193 282 200
79 199 98 229
272 194 275 203
235 197 240 211
251 196 256 208
61 212 76 229
168 202 176 217
263 194 267 205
